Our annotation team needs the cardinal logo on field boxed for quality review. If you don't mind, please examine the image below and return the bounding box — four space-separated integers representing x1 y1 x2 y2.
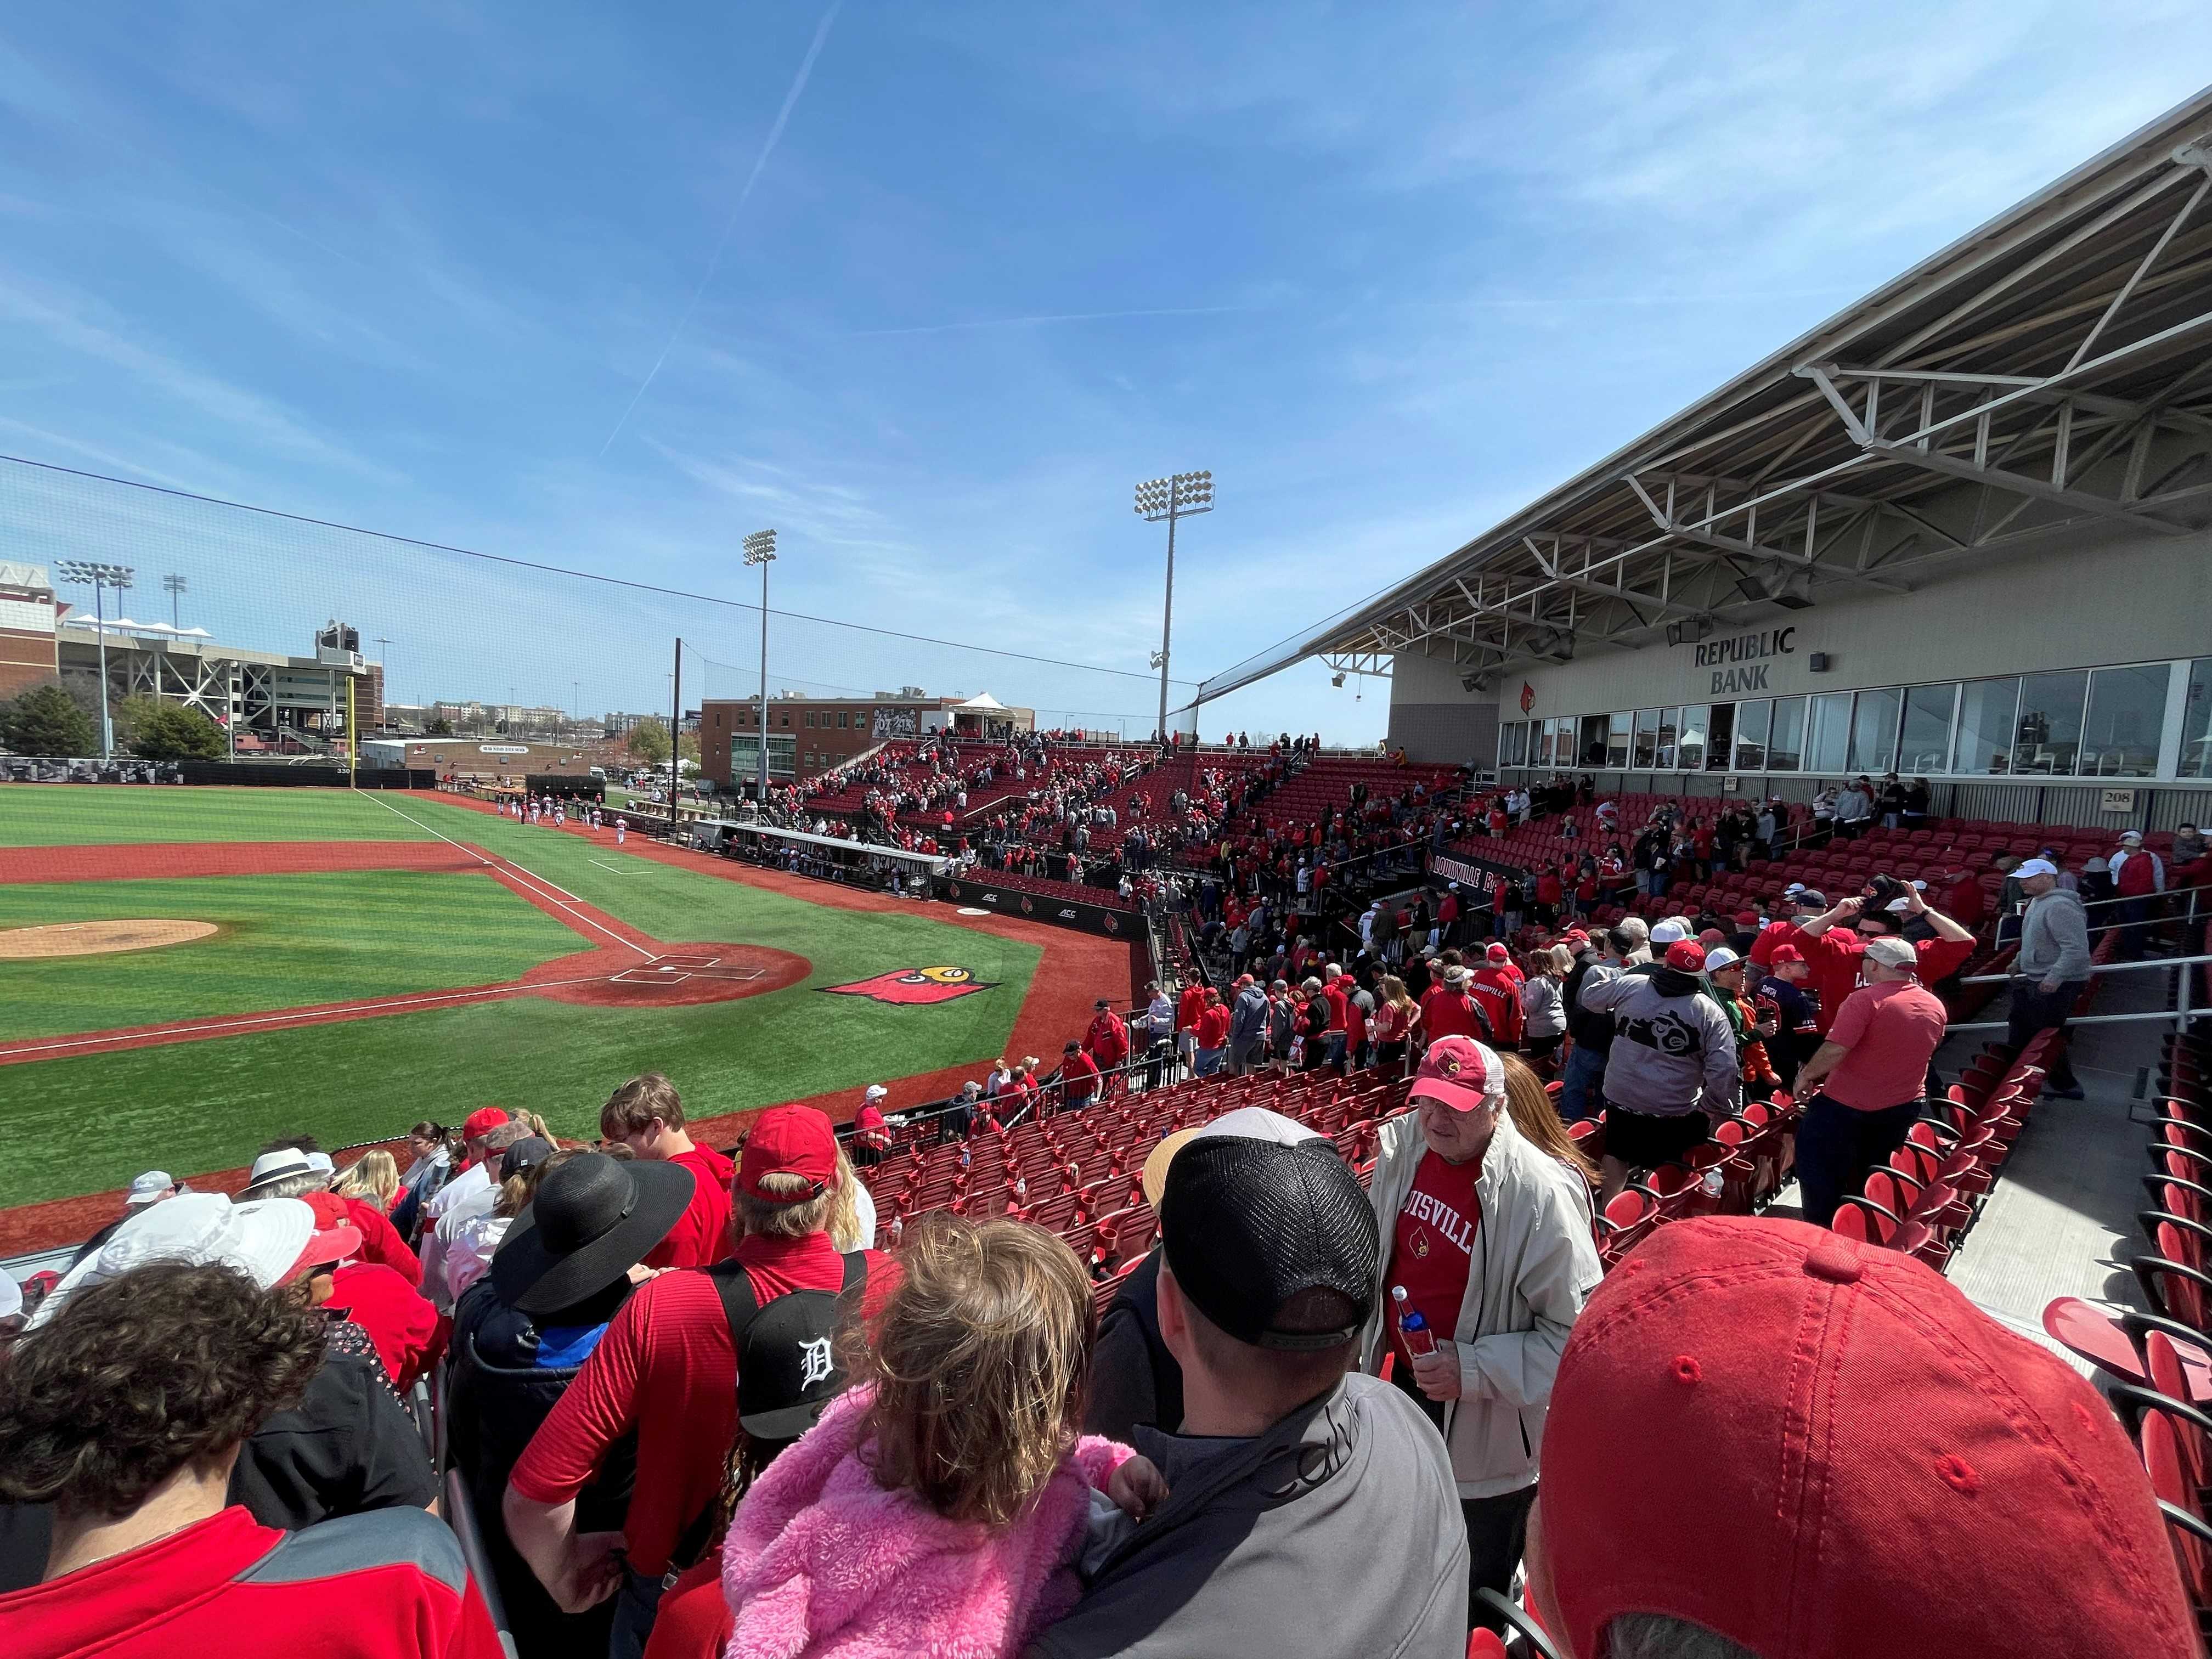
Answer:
821 966 998 1005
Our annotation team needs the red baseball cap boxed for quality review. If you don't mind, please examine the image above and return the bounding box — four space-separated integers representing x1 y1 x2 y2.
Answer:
1768 942 1805 965
738 1106 838 1200
1561 929 1591 949
1408 1035 1505 1114
1536 1218 2194 1658
462 1107 510 1139
1664 940 1707 972
1734 909 1760 925
287 1192 363 1278
1485 942 1510 962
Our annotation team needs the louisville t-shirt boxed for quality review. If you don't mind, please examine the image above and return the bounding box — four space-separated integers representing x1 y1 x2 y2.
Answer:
1821 979 1949 1112
2 1504 503 1659
1385 1149 1483 1370
645 1143 736 1271
509 1232 895 1577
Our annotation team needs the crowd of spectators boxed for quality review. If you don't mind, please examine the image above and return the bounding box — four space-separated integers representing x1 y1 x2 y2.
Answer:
2 1028 2192 1656
5 742 2207 1655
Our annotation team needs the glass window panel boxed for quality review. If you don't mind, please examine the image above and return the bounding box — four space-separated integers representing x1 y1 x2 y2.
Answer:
1734 699 1772 771
1511 722 1529 766
1607 712 1632 768
1705 703 1734 770
1899 684 1957 774
2011 671 2087 775
1552 717 1573 764
2081 664 2168 778
1654 708 1679 769
1578 715 1608 768
1954 678 2019 775
2183 659 2212 780
1633 709 1658 768
1678 704 1709 771
1805 692 1852 775
1767 697 1804 770
1847 687 1901 775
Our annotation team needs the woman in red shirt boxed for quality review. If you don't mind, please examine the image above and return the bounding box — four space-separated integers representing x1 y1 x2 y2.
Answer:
1372 975 1421 1073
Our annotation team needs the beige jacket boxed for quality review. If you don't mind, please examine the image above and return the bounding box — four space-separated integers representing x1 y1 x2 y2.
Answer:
1358 1110 1601 1499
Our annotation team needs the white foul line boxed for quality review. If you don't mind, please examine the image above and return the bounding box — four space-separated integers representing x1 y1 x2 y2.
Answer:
0 972 617 1060
361 793 655 960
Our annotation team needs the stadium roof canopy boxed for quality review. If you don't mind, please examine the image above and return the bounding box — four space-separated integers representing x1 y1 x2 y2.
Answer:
1197 88 2212 706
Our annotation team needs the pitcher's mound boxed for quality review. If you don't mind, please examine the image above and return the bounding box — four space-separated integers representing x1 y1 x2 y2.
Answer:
0 919 219 960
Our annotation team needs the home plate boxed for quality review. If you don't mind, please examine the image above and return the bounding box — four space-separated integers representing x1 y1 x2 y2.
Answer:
612 952 771 986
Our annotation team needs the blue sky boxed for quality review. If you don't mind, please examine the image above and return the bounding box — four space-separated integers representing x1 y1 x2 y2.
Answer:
2 3 2208 741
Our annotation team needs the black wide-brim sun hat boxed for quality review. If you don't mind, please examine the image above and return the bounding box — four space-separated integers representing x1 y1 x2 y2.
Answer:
493 1153 695 1316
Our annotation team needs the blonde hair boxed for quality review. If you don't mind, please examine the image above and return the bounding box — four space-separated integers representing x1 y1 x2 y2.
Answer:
736 1170 836 1240
1379 974 1413 1011
494 1147 579 1220
332 1150 399 1208
1500 1053 1597 1182
827 1144 867 1251
856 1215 1092 1527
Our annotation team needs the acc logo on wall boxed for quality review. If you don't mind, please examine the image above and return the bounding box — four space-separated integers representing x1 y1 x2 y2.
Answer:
820 966 998 1005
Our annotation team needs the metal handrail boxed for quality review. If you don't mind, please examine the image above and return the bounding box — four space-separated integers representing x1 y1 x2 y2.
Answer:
1957 952 2212 985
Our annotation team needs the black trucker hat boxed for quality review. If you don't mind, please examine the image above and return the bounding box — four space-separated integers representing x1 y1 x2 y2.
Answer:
1159 1133 1379 1351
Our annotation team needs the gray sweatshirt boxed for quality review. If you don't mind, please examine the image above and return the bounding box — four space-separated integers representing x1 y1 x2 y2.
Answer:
1029 1374 1468 1659
1580 966 1740 1118
2016 886 2092 983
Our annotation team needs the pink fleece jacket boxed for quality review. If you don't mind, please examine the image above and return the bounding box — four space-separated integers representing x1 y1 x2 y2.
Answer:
720 1385 1133 1659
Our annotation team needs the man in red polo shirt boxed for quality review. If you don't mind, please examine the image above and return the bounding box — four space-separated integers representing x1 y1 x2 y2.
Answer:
2 1260 501 1659
1775 888 1974 1035
506 1107 895 1659
600 1073 734 1271
1791 936 1951 1227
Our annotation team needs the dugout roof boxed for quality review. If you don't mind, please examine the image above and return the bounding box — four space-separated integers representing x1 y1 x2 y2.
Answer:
1197 88 2212 704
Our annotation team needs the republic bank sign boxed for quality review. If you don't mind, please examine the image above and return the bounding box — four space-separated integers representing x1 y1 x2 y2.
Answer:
1684 626 1798 695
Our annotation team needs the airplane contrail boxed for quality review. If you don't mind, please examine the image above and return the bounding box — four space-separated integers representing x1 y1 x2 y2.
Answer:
847 305 1248 336
598 1 841 457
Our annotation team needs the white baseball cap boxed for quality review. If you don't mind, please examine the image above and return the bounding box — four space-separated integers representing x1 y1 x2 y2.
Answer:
304 1152 335 1177
2012 857 2060 881
125 1170 176 1206
1650 919 1690 945
2120 830 2145 844
1703 947 1742 972
864 1084 888 1102
1864 936 1920 970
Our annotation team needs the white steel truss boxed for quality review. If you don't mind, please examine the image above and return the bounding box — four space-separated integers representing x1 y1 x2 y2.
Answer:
1199 93 2212 703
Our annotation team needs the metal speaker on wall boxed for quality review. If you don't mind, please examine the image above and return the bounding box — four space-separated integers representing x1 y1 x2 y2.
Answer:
1808 652 1831 672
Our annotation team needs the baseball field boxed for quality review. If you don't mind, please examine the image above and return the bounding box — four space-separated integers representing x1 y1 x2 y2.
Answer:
0 787 1127 1238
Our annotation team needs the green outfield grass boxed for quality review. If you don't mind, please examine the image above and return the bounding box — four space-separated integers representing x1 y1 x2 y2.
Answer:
0 872 584 1040
0 790 1041 1208
0 785 442 846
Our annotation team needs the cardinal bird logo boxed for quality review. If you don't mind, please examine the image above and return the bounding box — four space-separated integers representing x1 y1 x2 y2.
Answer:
821 966 998 1006
1519 681 1535 715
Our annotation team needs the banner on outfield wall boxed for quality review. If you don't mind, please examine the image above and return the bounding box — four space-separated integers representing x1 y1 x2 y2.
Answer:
936 877 1136 939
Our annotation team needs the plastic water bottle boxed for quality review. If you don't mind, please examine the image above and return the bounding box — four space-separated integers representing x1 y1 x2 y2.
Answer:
1392 1285 1437 1357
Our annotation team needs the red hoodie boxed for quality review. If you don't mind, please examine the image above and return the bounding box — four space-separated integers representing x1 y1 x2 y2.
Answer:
646 1142 737 1270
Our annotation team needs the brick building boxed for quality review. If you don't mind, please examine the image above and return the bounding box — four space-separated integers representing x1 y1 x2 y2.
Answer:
0 562 60 699
700 689 1034 793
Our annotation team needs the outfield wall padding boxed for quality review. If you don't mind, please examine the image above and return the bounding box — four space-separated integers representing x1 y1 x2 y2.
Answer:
936 877 1138 941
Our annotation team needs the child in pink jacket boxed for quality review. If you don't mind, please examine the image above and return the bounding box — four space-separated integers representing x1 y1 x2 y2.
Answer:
720 1215 1165 1659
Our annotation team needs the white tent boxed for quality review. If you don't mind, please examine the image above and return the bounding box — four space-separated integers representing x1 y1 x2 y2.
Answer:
952 692 1009 711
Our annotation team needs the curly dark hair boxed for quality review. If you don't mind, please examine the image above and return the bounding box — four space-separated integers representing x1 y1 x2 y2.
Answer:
0 1261 326 1517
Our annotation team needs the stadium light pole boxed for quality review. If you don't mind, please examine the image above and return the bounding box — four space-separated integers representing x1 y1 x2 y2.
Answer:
55 560 134 759
743 529 778 801
1133 472 1212 747
162 573 187 629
